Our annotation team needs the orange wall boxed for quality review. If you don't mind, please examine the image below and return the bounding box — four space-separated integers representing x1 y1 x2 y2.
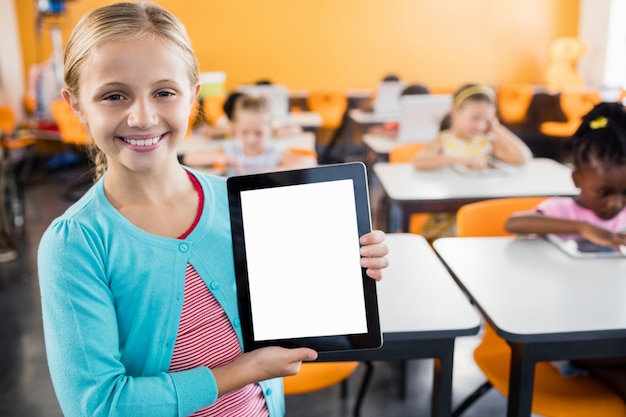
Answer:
16 0 579 92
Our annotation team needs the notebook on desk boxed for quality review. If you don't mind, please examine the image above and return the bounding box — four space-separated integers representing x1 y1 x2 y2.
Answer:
451 158 516 177
397 94 453 142
546 234 626 258
373 81 405 117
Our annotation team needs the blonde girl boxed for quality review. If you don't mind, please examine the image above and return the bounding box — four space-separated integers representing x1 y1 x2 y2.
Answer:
37 3 388 417
414 83 532 171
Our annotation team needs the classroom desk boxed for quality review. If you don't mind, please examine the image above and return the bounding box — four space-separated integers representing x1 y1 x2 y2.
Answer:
433 236 626 417
317 233 481 417
349 109 400 125
288 111 322 128
362 133 423 158
177 131 316 155
373 158 578 232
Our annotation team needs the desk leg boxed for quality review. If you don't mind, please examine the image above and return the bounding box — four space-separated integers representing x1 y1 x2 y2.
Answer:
431 341 454 417
507 343 535 417
385 201 409 233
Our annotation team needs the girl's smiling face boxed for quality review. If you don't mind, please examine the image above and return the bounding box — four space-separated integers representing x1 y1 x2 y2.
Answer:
451 99 495 139
64 36 200 174
573 161 626 220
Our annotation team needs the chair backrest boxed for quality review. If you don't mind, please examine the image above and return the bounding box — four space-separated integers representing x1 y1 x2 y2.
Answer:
50 99 92 146
388 143 425 164
306 91 347 129
286 147 318 162
201 95 226 126
496 84 535 124
559 90 601 123
456 197 547 237
283 362 359 395
0 105 16 136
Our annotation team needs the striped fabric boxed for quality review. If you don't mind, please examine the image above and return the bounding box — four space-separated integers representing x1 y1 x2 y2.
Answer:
169 265 268 416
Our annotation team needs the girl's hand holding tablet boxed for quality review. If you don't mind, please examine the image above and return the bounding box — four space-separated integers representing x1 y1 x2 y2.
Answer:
360 230 389 281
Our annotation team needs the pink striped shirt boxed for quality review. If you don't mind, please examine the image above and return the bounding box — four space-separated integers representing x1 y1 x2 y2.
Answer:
169 172 268 416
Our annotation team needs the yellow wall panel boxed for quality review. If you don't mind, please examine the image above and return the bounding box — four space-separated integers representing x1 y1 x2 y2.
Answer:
15 0 579 91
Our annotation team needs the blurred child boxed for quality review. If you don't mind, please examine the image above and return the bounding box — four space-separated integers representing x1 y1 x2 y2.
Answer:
414 83 532 170
200 90 302 139
37 3 388 416
506 101 626 401
182 94 316 176
408 84 532 239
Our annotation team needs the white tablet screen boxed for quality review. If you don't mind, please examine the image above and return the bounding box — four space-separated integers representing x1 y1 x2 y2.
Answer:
240 179 368 341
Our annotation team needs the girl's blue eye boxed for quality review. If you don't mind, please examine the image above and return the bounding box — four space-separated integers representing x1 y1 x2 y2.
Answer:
156 91 174 98
105 94 124 101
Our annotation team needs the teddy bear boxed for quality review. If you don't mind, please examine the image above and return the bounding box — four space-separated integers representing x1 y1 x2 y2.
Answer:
545 37 587 90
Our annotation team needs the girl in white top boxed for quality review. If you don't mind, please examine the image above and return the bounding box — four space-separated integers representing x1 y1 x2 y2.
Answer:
413 84 532 171
183 95 316 176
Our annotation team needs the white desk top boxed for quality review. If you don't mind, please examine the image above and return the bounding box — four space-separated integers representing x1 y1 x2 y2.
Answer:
434 236 626 342
177 131 316 154
288 111 322 128
363 133 427 155
378 234 480 336
374 158 578 202
349 109 400 125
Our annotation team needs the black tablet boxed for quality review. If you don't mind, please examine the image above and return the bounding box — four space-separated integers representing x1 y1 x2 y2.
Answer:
227 162 382 353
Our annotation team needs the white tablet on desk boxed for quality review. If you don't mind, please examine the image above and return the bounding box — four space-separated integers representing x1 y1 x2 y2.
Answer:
546 234 626 258
227 162 382 352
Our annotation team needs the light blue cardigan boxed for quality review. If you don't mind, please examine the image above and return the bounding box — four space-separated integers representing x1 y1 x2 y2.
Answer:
37 169 284 417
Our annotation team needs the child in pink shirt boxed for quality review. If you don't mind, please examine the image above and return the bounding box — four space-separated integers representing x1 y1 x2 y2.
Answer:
506 102 626 402
507 102 626 251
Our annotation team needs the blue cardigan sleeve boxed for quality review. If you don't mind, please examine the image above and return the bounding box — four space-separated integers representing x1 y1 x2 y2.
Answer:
37 218 218 417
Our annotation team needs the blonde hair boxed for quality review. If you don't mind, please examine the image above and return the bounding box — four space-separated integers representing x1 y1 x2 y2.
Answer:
64 2 200 179
232 95 272 122
453 84 495 107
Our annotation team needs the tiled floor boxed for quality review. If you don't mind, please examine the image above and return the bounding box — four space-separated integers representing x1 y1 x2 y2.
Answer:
0 160 519 417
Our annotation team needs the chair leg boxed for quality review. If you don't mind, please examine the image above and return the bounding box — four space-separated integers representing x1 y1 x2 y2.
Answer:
451 380 493 417
353 361 375 417
340 378 349 401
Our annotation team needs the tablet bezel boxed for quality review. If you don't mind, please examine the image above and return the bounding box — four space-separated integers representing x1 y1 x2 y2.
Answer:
227 162 382 353
546 233 626 258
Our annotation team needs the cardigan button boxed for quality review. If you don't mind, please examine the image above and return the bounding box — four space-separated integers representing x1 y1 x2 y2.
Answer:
233 318 240 327
179 243 189 252
210 281 219 290
265 388 273 396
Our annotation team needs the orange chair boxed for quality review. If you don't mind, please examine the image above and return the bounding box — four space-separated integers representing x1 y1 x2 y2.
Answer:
388 143 427 234
284 361 374 417
50 99 92 147
306 91 347 130
285 147 318 162
50 99 94 200
453 197 626 417
201 95 226 126
539 90 601 137
0 105 35 150
496 84 535 125
456 196 547 237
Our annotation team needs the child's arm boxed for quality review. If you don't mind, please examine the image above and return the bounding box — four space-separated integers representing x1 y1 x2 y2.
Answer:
489 118 532 165
506 211 626 250
412 139 488 171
